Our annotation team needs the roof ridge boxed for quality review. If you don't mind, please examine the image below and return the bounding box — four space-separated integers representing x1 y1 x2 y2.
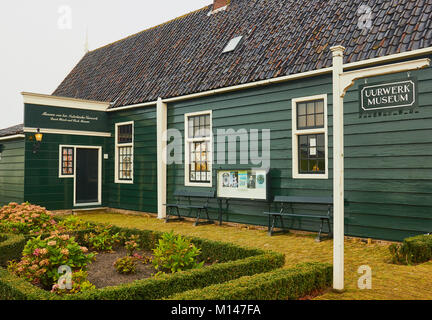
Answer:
88 4 212 54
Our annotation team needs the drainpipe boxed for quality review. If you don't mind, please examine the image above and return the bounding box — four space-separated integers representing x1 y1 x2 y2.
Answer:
330 45 346 292
157 97 167 219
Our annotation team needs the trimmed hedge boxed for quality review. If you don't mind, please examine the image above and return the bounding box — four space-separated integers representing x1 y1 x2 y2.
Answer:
0 224 285 300
389 234 432 265
168 262 333 300
0 234 26 266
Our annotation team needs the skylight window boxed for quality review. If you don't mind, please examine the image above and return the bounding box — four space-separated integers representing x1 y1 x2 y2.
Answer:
223 36 243 53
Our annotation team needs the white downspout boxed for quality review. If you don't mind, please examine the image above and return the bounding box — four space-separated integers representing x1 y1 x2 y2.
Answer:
331 45 346 292
156 97 167 219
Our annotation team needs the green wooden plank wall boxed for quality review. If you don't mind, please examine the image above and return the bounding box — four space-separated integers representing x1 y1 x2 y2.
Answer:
23 133 107 210
106 107 158 213
167 61 432 241
0 138 25 205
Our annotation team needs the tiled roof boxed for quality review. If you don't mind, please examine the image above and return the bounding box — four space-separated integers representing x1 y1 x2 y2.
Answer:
0 124 24 138
53 0 432 108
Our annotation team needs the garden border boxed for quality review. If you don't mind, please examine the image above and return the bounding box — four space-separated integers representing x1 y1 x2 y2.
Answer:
167 262 333 300
0 223 285 300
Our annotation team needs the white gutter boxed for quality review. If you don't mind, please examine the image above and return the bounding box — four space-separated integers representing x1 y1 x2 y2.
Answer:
0 134 25 141
107 46 432 112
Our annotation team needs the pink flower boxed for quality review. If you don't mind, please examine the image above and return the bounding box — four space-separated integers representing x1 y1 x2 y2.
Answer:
60 234 70 241
33 248 41 256
60 249 69 256
47 241 56 246
80 247 88 253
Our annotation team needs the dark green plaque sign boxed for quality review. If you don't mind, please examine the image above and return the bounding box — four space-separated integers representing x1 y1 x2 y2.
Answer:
24 104 108 133
359 78 418 113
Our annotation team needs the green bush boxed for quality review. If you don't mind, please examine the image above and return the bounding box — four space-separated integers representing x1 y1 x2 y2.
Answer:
7 233 95 289
168 262 332 300
0 233 26 266
114 256 137 274
152 231 204 274
389 234 432 265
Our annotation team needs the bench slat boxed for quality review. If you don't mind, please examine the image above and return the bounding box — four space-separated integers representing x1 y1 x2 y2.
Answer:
273 196 333 205
174 189 215 198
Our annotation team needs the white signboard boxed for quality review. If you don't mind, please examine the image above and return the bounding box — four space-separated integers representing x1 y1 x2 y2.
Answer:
217 169 269 200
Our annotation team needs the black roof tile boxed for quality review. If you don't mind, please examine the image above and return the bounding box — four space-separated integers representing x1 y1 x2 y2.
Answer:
53 0 432 109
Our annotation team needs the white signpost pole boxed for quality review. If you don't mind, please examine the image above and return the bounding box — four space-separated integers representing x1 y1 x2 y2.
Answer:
330 46 430 292
330 46 346 292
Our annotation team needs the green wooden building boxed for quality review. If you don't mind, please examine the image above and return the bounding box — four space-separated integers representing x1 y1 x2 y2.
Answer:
1 0 432 241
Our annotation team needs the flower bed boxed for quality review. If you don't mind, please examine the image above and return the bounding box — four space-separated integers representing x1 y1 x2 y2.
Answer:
0 211 285 300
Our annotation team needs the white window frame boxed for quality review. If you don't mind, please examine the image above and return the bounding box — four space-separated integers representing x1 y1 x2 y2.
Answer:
115 121 134 184
292 94 328 179
59 145 75 178
184 110 213 187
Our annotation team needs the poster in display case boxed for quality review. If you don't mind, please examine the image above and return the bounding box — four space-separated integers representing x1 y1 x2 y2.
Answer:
217 168 270 200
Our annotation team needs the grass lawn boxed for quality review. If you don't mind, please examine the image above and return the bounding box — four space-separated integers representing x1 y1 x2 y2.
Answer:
76 211 432 300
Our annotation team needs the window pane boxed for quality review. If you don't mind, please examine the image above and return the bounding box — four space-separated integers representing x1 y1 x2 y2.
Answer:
298 116 307 129
118 124 133 144
316 100 324 113
298 134 325 174
296 99 325 129
118 146 133 180
298 103 306 116
316 114 324 127
306 115 315 127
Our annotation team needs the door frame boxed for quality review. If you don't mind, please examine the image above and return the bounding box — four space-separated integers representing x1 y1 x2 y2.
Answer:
59 145 102 207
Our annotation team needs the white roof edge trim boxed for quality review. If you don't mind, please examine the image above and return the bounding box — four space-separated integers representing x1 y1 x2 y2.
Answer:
0 134 25 141
22 92 110 111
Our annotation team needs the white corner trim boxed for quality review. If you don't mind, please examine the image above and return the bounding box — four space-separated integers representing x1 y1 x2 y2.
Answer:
0 134 25 141
24 127 111 137
291 94 328 180
22 92 110 111
157 98 167 219
184 110 213 188
114 121 134 184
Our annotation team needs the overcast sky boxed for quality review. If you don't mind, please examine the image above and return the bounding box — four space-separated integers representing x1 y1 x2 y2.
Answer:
0 0 213 129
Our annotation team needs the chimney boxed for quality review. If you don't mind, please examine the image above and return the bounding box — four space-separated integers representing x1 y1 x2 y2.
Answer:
213 0 229 11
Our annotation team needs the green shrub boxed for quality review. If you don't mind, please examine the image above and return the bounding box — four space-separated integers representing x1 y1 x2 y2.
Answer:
114 256 137 274
168 262 332 300
0 202 57 236
7 232 95 289
51 270 96 296
0 233 26 266
152 231 204 274
389 234 432 265
82 225 120 252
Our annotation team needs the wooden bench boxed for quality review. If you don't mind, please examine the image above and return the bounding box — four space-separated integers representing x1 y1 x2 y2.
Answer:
264 196 333 242
164 189 215 226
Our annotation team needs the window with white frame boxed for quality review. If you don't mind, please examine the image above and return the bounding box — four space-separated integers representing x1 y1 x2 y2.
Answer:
185 111 212 187
292 95 328 179
115 121 134 183
60 146 74 177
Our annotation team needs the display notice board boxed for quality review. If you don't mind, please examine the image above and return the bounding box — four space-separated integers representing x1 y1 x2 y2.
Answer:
217 168 270 200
